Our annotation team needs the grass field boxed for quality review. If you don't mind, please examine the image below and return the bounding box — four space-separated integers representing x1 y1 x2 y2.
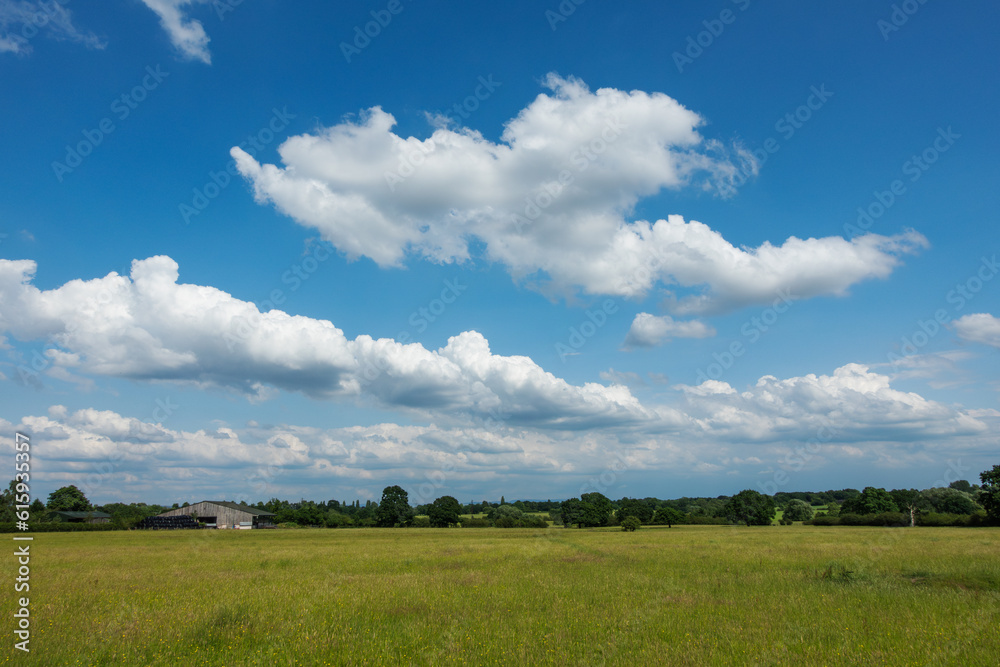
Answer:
8 525 999 666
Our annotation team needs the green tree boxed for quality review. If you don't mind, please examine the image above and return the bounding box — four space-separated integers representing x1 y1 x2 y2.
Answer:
579 492 613 527
375 485 413 527
617 497 654 524
47 485 91 512
889 488 931 527
293 501 324 526
783 499 814 522
560 498 583 528
949 479 974 493
29 498 46 518
653 506 684 527
0 479 21 522
921 487 979 515
840 487 897 515
486 504 524 527
979 464 1000 524
723 490 776 526
620 516 641 532
428 496 462 527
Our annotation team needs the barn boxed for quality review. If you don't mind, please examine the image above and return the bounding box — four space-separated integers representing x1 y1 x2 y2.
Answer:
157 501 276 529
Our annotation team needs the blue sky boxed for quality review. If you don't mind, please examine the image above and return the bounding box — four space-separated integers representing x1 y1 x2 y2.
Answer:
1 0 999 506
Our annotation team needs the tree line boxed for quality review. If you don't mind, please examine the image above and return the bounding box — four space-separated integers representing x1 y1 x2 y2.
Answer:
4 464 998 530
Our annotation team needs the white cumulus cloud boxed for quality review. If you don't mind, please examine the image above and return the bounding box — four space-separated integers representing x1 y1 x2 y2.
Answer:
0 256 652 430
677 363 987 443
233 74 927 312
623 313 715 349
953 313 1000 349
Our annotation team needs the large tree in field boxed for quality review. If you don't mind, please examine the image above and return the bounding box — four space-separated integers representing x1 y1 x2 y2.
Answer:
559 493 612 528
783 499 814 522
723 490 776 526
580 492 613 527
375 485 413 527
979 465 1000 524
47 485 91 512
840 487 897 515
560 498 583 528
428 496 462 527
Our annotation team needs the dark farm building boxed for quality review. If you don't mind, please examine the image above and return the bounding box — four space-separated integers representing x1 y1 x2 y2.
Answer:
157 501 276 529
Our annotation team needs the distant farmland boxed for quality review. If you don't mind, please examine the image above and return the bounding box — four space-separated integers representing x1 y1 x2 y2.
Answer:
16 526 999 665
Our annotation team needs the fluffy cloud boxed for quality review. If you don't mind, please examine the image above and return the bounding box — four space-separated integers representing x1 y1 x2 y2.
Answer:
1 256 987 444
623 313 715 349
4 370 994 504
233 74 927 312
3 408 658 504
0 256 651 430
953 313 1000 348
139 0 212 64
3 256 987 448
0 1 104 55
677 363 987 443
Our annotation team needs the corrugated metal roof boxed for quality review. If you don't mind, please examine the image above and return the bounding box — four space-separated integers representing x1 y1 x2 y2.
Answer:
191 501 276 516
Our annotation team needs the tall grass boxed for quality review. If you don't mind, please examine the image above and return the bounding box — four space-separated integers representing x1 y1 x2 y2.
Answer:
7 525 998 665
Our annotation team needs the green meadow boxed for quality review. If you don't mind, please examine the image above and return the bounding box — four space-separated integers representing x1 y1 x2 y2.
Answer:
8 525 999 666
